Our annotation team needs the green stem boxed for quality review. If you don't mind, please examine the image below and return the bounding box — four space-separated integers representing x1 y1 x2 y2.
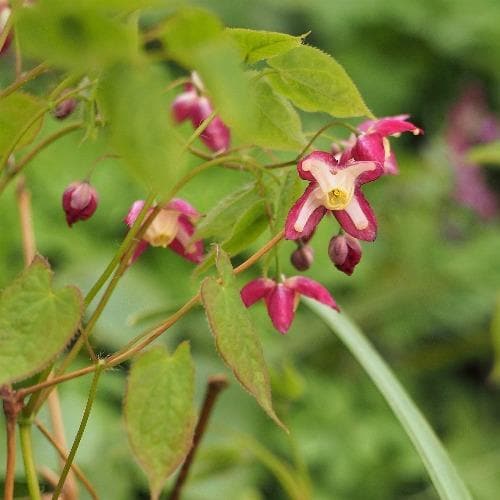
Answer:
0 63 49 100
167 155 241 198
84 190 156 308
265 120 360 169
162 77 191 94
19 422 41 500
52 363 104 500
0 122 84 195
183 109 217 152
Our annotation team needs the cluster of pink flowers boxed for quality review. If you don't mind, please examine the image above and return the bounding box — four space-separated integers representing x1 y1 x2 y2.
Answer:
171 73 230 154
244 115 422 333
60 72 422 335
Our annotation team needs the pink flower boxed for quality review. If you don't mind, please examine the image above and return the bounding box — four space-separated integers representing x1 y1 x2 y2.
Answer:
328 234 362 275
285 151 383 242
124 198 204 264
241 276 338 334
171 79 230 154
446 84 500 219
62 182 99 226
0 1 12 55
345 115 423 175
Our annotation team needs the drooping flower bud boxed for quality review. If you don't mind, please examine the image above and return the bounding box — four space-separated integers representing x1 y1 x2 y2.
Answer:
53 91 78 120
290 244 314 271
328 234 362 275
62 182 99 226
0 1 13 55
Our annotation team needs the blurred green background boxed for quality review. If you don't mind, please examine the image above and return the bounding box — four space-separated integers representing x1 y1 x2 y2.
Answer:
1 0 500 498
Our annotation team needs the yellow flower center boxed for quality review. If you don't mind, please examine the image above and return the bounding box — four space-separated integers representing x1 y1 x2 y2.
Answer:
325 188 350 210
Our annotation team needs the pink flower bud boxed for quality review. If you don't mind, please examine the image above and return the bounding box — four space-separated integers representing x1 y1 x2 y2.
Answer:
290 245 314 271
328 234 362 275
62 182 99 226
53 95 78 120
0 1 13 55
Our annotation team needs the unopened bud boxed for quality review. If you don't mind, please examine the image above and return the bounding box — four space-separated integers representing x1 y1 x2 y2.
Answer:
62 181 99 226
328 234 362 275
290 245 314 271
0 1 13 55
53 95 78 120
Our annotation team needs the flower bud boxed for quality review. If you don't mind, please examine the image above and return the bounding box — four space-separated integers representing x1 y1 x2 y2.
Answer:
290 245 314 271
53 94 78 120
0 1 13 55
328 234 362 275
62 182 99 226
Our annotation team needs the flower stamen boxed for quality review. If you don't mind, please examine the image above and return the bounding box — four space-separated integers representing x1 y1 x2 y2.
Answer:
326 188 350 210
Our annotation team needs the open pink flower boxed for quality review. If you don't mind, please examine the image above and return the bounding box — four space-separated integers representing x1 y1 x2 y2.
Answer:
124 198 204 264
285 151 383 242
171 79 230 154
241 276 338 334
345 115 423 175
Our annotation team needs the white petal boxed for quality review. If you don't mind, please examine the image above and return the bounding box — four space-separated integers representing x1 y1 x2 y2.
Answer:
293 187 323 232
344 197 369 230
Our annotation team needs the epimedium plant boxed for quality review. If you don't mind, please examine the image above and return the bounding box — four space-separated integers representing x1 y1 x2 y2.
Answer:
0 1 472 499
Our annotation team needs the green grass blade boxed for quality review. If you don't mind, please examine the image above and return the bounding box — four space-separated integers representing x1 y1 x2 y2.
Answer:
304 299 472 500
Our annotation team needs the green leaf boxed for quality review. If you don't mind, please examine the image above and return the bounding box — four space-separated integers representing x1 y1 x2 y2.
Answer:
262 169 302 274
0 257 82 386
125 343 196 498
161 7 223 67
98 63 186 196
194 40 258 139
221 200 268 255
267 45 372 118
0 92 45 169
194 182 260 241
247 78 306 151
195 199 268 275
227 28 306 64
86 0 182 10
467 141 500 165
305 300 472 500
200 250 286 431
16 0 136 70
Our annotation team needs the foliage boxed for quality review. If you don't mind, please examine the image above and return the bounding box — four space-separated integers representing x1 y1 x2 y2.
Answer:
0 1 498 499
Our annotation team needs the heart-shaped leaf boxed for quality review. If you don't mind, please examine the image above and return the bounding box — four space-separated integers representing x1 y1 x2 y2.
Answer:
0 257 82 385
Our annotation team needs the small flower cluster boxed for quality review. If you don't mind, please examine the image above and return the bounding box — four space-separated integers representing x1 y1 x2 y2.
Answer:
244 115 422 333
171 73 230 154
